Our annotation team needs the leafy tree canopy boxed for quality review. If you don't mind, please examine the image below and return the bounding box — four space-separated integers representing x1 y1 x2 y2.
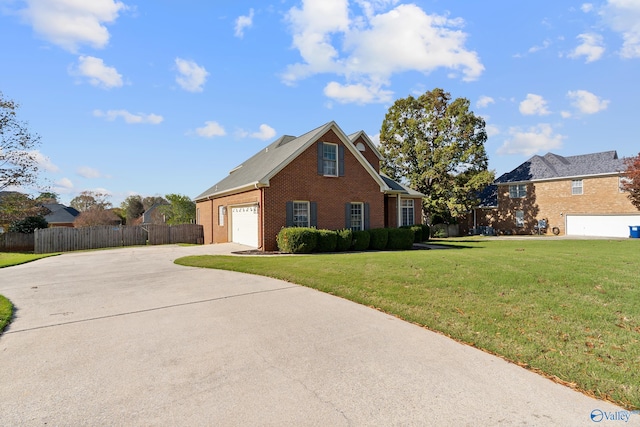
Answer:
120 195 145 221
74 209 120 227
0 192 48 229
380 88 494 223
70 190 112 212
159 194 195 225
622 152 640 210
9 216 48 234
36 192 59 203
1 92 43 191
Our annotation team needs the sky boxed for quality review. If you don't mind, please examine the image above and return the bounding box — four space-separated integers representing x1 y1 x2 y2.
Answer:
1 0 639 206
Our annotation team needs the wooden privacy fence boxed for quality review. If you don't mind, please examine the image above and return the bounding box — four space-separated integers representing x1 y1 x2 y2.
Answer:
34 224 204 254
0 232 35 252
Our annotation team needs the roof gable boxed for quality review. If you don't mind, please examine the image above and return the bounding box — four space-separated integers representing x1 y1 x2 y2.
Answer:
495 151 625 184
43 203 80 223
196 122 389 200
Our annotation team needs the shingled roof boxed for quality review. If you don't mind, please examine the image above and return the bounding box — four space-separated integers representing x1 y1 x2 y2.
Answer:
43 203 79 224
195 121 424 201
495 151 625 184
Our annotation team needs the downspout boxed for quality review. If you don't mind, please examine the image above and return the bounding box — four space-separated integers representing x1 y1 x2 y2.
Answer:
256 182 264 250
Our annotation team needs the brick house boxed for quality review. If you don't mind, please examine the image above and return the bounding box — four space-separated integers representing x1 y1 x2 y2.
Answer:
195 121 424 251
469 151 640 237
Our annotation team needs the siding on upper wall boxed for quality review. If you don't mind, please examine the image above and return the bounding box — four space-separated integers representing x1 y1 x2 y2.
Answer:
263 129 384 251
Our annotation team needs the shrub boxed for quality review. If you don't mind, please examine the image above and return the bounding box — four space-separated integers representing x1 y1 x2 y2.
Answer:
316 229 338 253
351 230 370 251
401 225 423 243
387 228 414 250
276 227 318 253
8 216 48 234
368 228 389 250
335 229 352 252
420 224 430 241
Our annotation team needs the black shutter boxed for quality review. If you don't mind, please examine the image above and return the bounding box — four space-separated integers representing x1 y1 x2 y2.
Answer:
364 203 370 230
338 145 345 177
286 201 293 227
317 142 324 175
345 203 351 229
310 202 317 228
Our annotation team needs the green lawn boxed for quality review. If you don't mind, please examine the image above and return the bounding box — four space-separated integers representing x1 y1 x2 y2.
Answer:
176 238 640 410
0 252 58 334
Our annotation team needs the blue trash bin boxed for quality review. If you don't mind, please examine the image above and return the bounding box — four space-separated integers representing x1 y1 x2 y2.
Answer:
629 226 640 238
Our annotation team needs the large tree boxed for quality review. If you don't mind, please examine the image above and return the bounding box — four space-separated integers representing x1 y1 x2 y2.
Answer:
1 92 42 191
622 152 640 210
0 192 48 230
380 88 494 223
158 194 195 225
120 195 145 222
70 190 112 212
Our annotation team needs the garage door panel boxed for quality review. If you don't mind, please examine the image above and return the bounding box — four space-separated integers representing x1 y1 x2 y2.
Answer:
566 215 640 238
231 205 258 247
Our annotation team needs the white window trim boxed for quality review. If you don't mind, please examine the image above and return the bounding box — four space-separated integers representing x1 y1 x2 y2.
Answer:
509 184 527 198
350 202 364 231
218 205 225 226
293 201 310 227
571 179 583 195
515 210 524 228
322 142 338 177
401 199 415 227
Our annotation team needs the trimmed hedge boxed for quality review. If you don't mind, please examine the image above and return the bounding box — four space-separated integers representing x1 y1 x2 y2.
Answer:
316 229 338 253
276 227 318 253
335 229 353 252
368 228 388 250
351 230 370 251
420 224 430 241
387 228 414 250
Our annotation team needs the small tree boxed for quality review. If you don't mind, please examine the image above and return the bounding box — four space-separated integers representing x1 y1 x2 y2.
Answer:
0 192 48 230
36 192 59 204
9 216 48 233
0 92 43 191
74 209 121 227
159 194 195 225
622 153 640 210
121 195 145 222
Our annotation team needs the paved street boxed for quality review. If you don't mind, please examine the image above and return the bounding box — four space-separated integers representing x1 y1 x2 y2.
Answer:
0 244 631 426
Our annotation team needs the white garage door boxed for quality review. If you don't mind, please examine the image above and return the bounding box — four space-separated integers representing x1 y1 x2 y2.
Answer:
231 205 259 247
566 214 640 238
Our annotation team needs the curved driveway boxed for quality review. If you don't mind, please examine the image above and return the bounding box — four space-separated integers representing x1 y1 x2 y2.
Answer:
0 244 628 426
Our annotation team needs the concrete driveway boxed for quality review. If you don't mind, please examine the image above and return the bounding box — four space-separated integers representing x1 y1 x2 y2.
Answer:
0 244 631 426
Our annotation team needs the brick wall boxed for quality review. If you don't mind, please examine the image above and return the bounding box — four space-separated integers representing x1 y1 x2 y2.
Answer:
352 135 380 172
263 129 385 251
493 175 636 234
196 189 261 245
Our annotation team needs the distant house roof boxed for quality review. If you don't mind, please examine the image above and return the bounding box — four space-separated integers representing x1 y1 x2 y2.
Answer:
42 203 80 224
142 202 169 224
195 121 424 201
495 151 625 184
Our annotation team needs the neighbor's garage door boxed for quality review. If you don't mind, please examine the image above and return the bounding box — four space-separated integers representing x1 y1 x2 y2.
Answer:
566 214 640 238
230 205 259 247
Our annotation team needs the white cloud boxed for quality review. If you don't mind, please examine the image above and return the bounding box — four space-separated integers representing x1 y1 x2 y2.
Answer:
568 33 605 63
476 96 495 108
77 166 101 179
528 39 551 53
567 90 610 114
195 121 226 138
250 124 277 140
175 58 209 92
485 124 500 137
602 0 640 58
16 0 126 52
93 109 164 124
234 9 254 38
71 56 123 89
323 81 393 104
519 94 551 116
283 1 483 104
560 110 572 118
498 124 565 156
581 3 594 13
32 150 59 173
53 177 74 194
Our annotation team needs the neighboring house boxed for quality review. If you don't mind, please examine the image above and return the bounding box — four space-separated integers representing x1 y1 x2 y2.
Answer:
469 151 640 237
141 202 168 225
42 203 80 227
195 121 424 251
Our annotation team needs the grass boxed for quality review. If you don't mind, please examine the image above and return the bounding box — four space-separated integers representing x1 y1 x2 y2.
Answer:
0 252 57 268
0 252 58 334
175 238 640 410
